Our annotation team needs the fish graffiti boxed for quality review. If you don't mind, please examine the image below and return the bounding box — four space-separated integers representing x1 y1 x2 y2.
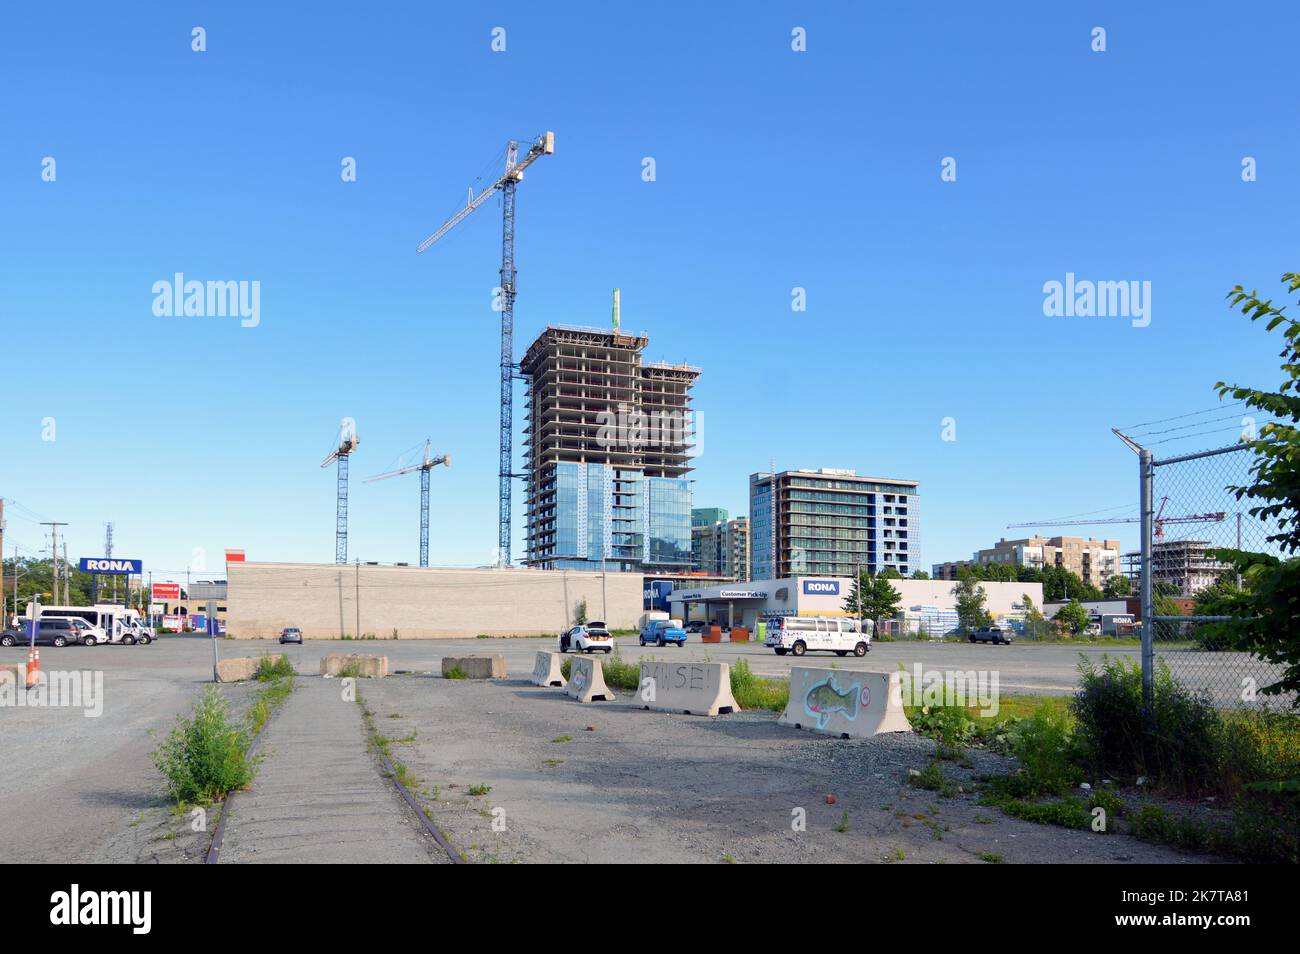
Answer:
803 675 864 729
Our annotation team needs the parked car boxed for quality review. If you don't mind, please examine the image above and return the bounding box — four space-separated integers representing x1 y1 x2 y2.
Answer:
639 619 687 647
764 616 870 657
0 618 94 648
559 621 612 654
682 620 708 634
279 627 304 645
1083 622 1102 637
969 626 1013 645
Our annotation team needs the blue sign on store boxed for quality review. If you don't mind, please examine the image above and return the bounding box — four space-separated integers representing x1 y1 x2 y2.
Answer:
802 579 840 596
79 558 143 574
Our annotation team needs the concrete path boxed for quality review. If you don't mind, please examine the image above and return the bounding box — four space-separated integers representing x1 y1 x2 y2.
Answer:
219 678 444 864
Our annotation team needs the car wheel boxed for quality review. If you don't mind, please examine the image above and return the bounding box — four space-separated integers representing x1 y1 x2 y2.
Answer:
791 641 806 657
1 635 15 647
84 637 97 647
854 642 868 657
835 650 848 657
639 637 645 646
657 636 665 647
123 636 136 645
53 635 67 647
140 635 152 645
969 636 977 643
774 648 787 656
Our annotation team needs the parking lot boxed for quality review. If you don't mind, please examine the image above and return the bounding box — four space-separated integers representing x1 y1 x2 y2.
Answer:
2 633 1236 863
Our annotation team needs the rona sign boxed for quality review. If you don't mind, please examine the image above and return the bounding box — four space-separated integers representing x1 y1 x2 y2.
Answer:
801 579 841 596
79 557 143 575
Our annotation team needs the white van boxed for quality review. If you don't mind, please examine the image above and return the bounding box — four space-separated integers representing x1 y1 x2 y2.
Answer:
764 616 871 657
27 605 152 645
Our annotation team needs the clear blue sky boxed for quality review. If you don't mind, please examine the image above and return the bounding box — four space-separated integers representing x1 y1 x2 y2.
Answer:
1 1 1295 581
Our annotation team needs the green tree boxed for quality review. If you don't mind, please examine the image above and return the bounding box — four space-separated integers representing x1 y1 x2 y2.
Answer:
1102 574 1132 599
982 562 1017 582
953 568 991 632
574 597 588 626
1040 566 1101 602
910 569 930 580
1022 592 1045 623
1208 274 1300 702
843 569 902 633
1053 599 1091 635
878 566 903 580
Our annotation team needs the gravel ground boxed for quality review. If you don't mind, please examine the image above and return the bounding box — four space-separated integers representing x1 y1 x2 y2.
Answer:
360 674 1214 864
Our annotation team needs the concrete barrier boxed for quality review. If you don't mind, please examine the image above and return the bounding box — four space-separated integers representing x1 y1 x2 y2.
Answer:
779 668 911 738
441 654 505 679
634 660 739 716
215 655 285 683
320 654 388 678
564 654 615 703
531 651 565 688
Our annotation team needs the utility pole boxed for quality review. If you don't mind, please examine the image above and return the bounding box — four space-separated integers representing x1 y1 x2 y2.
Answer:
41 522 66 605
354 559 360 639
62 542 68 606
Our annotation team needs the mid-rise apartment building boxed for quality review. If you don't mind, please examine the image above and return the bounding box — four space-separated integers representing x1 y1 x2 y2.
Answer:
933 535 1121 587
748 469 920 579
691 513 750 580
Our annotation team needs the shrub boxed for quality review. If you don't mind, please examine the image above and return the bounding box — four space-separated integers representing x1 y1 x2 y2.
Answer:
443 666 467 680
256 654 294 681
729 659 789 712
151 687 252 804
1006 703 1083 796
602 653 642 691
1072 656 1222 796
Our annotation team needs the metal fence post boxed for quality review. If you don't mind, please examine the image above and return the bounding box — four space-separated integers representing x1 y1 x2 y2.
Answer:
1139 447 1155 707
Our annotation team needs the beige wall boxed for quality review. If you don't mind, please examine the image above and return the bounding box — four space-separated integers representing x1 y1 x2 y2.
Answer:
225 562 643 639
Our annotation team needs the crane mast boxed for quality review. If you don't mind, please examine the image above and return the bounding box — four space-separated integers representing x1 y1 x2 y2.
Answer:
417 132 554 568
365 439 450 568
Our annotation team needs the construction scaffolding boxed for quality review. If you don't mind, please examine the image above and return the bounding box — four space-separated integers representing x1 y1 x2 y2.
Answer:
519 325 700 568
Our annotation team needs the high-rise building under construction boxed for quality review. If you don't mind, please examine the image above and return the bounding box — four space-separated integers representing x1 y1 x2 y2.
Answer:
520 322 700 573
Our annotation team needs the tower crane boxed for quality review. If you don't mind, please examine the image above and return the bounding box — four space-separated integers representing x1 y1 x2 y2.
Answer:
417 131 555 569
321 419 360 564
365 439 451 568
1007 497 1226 542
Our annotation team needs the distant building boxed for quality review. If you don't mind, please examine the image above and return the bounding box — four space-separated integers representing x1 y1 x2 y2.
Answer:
934 535 1121 588
1151 539 1225 596
749 468 920 579
691 515 750 581
519 325 700 573
692 507 729 528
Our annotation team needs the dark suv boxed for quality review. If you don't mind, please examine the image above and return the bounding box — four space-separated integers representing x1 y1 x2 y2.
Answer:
0 618 89 648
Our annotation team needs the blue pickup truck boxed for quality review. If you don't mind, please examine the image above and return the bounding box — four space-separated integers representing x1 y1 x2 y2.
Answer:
638 619 687 647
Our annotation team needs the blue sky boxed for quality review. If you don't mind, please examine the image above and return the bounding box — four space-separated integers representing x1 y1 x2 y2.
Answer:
1 1 1296 581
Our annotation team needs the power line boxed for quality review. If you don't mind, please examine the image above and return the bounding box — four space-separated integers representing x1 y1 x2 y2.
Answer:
1121 401 1247 432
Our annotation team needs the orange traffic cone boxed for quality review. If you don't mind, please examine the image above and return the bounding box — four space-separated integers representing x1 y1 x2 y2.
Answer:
26 648 40 690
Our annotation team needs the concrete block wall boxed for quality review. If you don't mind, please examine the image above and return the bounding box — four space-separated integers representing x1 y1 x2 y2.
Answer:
224 562 642 639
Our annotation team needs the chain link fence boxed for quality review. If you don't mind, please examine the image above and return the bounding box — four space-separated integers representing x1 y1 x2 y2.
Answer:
1139 441 1294 710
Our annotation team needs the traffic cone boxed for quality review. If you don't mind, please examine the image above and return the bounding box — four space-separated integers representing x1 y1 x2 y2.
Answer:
26 648 40 690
